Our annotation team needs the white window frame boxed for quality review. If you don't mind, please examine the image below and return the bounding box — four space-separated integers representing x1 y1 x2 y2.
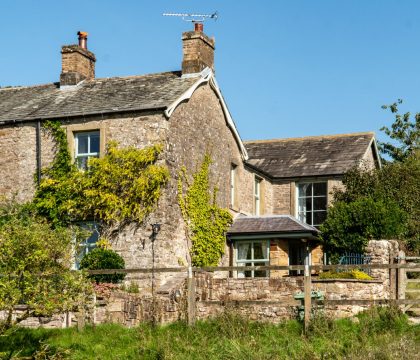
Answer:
72 222 99 270
235 240 270 278
254 176 262 216
74 130 100 170
230 164 237 208
296 181 327 227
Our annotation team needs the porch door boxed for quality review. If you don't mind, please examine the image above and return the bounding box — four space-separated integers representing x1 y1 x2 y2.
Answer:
289 241 306 276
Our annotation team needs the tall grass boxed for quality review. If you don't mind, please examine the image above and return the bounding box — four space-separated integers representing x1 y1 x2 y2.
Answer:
0 306 419 359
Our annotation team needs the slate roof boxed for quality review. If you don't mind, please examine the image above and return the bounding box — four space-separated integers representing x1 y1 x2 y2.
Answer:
227 215 319 236
245 133 376 179
0 71 198 124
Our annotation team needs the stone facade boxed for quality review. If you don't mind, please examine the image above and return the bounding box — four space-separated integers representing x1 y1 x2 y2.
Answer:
0 124 38 202
0 82 246 290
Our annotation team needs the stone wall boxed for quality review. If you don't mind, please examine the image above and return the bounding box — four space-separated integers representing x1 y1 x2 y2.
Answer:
6 240 399 329
272 181 293 215
366 239 400 292
0 124 37 202
195 273 303 322
312 279 387 318
94 291 183 326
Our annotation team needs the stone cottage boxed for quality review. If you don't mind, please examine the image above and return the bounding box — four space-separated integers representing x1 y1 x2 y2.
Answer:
0 27 382 285
0 26 249 286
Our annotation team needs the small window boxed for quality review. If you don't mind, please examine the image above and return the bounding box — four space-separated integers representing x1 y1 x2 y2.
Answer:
297 182 327 228
74 131 100 170
236 240 269 278
230 164 237 208
254 176 262 215
73 222 99 270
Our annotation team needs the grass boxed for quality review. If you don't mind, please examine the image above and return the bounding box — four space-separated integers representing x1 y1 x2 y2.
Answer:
0 307 419 359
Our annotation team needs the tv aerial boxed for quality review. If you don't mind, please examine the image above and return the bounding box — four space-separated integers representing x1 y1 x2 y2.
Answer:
162 11 218 24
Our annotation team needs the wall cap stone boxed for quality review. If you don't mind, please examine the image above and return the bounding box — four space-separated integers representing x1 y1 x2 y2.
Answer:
312 279 383 284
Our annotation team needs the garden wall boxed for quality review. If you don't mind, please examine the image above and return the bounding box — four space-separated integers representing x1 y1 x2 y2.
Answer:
5 240 401 328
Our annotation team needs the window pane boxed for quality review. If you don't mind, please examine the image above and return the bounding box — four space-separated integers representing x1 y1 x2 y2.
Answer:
237 243 251 260
313 197 327 211
77 134 89 154
76 156 88 170
306 197 312 211
244 263 253 278
253 242 267 260
254 178 260 196
298 211 307 223
298 184 307 197
90 133 100 153
313 211 327 226
298 198 304 213
313 182 327 196
237 271 245 278
307 211 313 225
254 270 267 277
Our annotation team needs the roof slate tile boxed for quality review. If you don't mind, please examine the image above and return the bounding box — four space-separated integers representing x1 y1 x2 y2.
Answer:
0 71 197 123
245 133 375 178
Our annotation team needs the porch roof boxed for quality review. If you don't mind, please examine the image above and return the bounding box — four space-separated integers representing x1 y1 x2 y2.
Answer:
227 215 319 239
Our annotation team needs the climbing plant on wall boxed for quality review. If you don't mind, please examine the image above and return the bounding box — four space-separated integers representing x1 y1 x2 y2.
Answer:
178 154 233 267
33 121 169 230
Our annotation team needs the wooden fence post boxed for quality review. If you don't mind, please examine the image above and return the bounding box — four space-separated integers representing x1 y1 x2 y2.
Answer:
77 305 85 331
397 251 406 305
389 255 397 300
304 263 311 333
187 266 196 326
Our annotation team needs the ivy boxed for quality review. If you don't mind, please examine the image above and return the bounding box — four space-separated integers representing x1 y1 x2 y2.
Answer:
178 154 232 267
41 120 75 179
34 122 169 230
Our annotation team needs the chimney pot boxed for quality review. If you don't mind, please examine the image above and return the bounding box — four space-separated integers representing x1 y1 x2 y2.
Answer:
77 31 88 49
194 22 204 32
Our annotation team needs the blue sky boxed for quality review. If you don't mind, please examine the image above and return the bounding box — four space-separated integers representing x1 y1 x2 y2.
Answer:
1 0 419 142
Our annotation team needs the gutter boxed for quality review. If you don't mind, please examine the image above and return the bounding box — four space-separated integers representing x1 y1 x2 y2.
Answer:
0 106 167 126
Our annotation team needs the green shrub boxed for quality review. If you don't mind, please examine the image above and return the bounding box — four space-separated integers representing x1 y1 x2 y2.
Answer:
80 248 125 284
319 270 373 280
320 197 406 260
120 281 140 294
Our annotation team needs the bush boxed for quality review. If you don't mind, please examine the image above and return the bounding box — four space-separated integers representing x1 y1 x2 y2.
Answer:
319 270 373 280
80 248 125 284
320 197 406 260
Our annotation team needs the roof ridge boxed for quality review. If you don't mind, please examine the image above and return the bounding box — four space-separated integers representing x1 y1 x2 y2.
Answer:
244 132 375 144
236 215 290 219
0 71 183 91
0 83 58 91
93 70 182 82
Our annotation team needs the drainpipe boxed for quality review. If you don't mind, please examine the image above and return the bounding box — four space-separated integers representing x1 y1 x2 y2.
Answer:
36 120 41 186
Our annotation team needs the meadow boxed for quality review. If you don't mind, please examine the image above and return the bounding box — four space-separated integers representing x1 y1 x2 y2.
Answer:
1 306 419 360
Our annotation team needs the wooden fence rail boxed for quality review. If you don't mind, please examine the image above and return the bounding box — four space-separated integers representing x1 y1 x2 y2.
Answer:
86 262 420 275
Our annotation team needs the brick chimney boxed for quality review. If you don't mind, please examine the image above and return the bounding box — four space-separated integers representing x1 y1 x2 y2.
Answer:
182 23 215 74
60 31 96 86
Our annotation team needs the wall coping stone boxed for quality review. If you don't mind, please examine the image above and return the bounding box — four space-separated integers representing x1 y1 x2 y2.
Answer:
312 279 383 284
